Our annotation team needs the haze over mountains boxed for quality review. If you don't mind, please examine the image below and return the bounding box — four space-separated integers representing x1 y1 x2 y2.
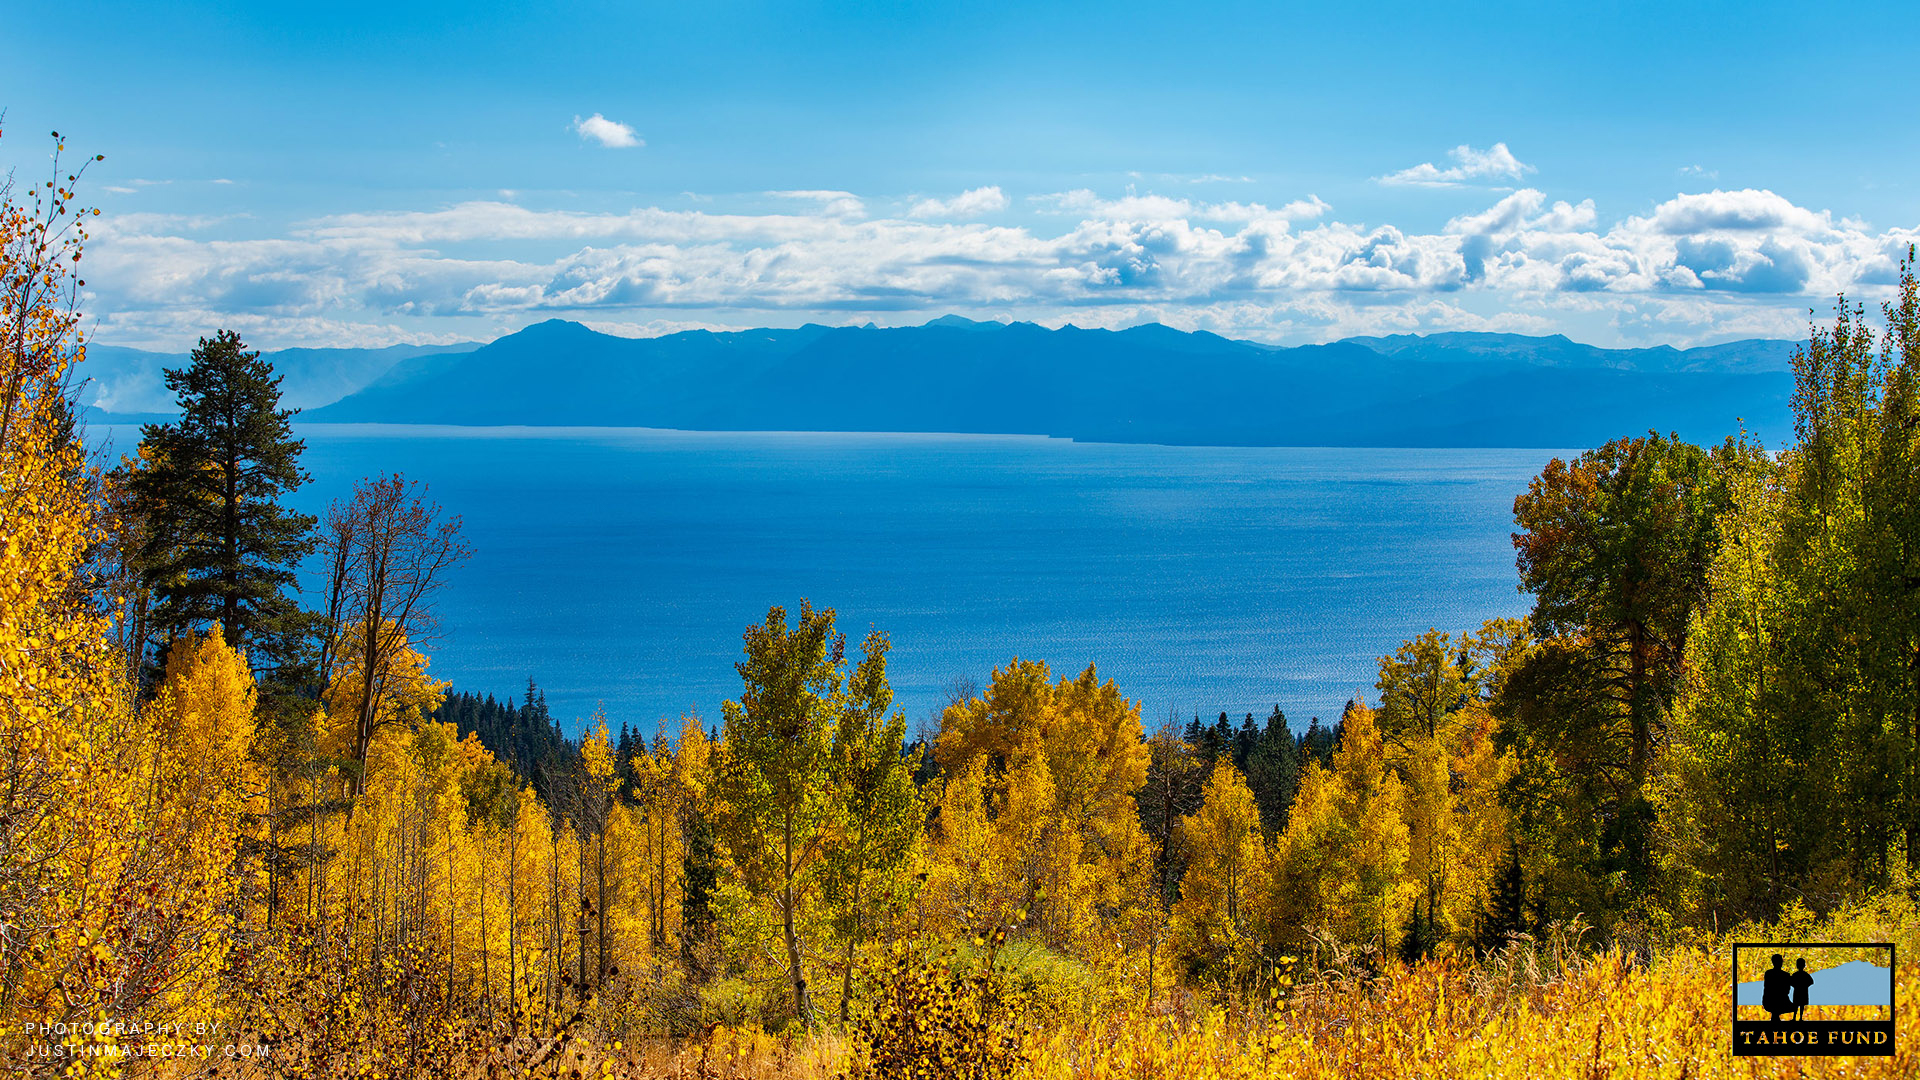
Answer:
83 318 1799 448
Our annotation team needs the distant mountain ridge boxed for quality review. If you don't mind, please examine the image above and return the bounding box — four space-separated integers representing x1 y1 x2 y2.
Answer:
88 317 1800 448
81 339 478 418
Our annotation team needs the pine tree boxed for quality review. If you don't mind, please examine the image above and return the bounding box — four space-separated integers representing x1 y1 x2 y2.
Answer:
1476 842 1528 952
131 330 316 682
1244 705 1298 835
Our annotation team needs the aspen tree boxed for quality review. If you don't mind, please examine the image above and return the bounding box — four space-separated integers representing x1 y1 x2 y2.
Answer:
932 660 1153 959
820 630 923 1022
1268 703 1412 957
710 601 852 1028
1172 762 1268 988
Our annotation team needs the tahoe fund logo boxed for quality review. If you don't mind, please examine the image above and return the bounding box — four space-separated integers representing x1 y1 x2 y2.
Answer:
1731 943 1895 1056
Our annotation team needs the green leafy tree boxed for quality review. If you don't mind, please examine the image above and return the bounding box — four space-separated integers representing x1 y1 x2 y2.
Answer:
711 600 879 1028
1503 431 1731 910
1655 441 1792 918
131 330 316 682
1373 622 1517 952
819 629 924 1023
1662 254 1920 918
1376 629 1474 747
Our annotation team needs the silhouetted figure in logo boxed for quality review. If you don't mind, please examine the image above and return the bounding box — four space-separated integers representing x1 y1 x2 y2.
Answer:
1790 957 1814 1021
1761 953 1793 1022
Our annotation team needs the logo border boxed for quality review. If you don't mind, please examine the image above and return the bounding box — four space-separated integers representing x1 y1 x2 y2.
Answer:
1729 940 1897 1057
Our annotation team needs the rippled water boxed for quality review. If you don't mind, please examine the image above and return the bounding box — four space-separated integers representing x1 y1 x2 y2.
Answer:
95 425 1560 737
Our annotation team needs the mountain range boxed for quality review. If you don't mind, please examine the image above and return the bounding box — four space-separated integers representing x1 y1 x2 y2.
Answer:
82 317 1800 448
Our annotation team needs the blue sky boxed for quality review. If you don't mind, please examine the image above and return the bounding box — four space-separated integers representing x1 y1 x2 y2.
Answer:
8 0 1919 350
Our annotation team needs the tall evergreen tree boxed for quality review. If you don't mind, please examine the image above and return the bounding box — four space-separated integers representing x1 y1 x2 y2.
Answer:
1244 705 1298 835
131 330 316 680
1475 842 1529 953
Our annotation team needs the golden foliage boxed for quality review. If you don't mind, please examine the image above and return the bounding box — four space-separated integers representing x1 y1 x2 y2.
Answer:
1268 703 1413 958
1171 763 1269 986
931 661 1153 960
1020 947 1917 1080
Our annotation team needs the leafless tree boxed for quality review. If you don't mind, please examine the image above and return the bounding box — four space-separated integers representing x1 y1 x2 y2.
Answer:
321 473 471 795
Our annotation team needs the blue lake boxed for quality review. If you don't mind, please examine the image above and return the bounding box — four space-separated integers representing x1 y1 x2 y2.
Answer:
95 426 1562 737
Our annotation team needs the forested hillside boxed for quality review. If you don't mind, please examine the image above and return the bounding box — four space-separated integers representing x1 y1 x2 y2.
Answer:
4 132 1917 1077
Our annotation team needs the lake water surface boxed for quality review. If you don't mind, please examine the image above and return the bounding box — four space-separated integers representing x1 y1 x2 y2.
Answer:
97 425 1561 736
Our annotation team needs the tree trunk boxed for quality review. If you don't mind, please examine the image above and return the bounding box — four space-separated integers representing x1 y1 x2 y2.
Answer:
506 821 520 1038
479 846 493 1027
597 828 609 990
839 872 862 1025
448 835 457 1013
783 892 813 1027
222 444 239 646
576 827 591 997
782 807 814 1027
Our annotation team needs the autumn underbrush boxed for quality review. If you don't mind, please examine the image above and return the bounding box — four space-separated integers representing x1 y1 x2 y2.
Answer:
132 892 1914 1079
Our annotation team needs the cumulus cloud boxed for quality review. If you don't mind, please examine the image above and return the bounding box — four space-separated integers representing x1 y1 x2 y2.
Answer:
75 179 1920 350
1643 188 1831 235
572 113 643 149
1379 143 1534 188
908 186 1010 219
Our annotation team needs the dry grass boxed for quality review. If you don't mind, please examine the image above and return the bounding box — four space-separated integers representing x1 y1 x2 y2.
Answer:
131 943 1914 1079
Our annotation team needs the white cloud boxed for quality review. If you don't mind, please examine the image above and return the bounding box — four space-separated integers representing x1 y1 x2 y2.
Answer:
1444 190 1596 236
1379 143 1535 188
571 113 643 149
103 179 171 196
767 190 866 217
1030 189 1329 224
907 186 1010 219
76 180 1920 351
1642 188 1832 235
580 317 737 339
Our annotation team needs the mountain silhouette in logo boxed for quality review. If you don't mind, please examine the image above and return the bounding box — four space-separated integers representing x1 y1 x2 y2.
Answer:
1737 959 1891 1008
